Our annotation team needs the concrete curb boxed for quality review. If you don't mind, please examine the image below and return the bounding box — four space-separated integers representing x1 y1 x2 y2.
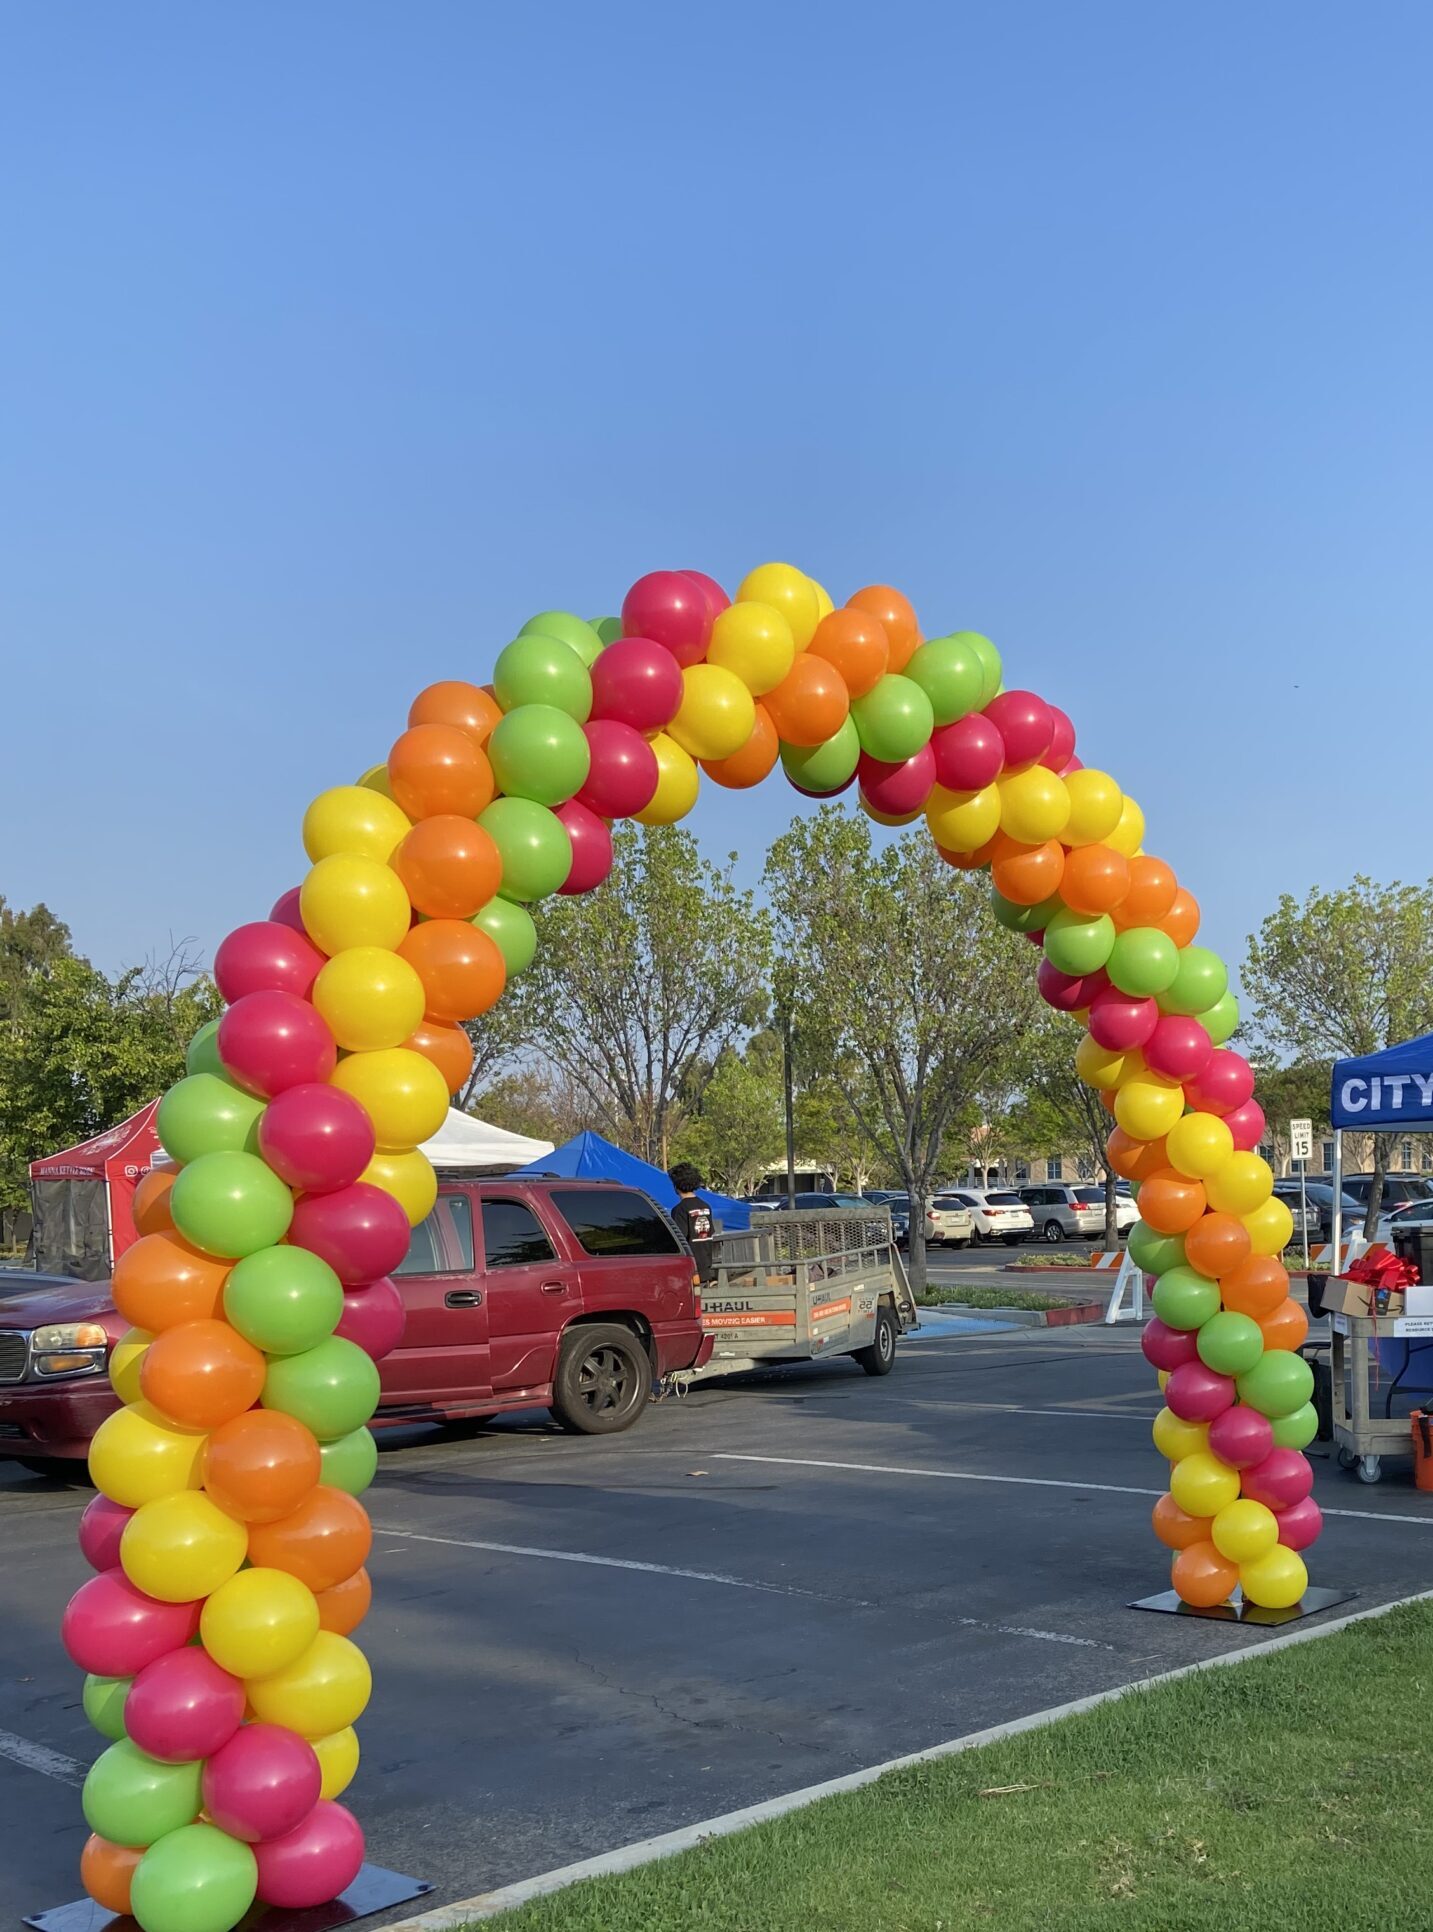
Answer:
918 1300 1104 1328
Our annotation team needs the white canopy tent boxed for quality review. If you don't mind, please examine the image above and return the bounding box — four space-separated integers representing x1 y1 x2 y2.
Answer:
421 1109 554 1173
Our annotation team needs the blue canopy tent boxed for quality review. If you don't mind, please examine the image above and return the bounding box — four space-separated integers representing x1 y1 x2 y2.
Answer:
509 1130 752 1231
1329 1031 1433 1255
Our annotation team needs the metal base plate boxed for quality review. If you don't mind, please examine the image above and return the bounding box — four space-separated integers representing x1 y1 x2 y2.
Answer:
1130 1584 1357 1626
26 1863 433 1932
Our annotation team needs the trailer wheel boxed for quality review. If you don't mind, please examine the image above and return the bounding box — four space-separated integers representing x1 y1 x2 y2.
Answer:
550 1324 652 1434
856 1305 897 1376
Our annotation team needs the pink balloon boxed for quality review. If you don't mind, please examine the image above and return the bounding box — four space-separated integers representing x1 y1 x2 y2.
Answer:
620 572 712 668
78 1496 134 1574
1141 1317 1201 1374
679 569 731 621
1241 1448 1314 1511
555 800 614 895
290 1183 411 1285
577 720 659 819
336 1276 406 1360
858 746 936 816
269 887 307 934
1184 1049 1256 1118
1275 1494 1323 1551
1060 755 1084 775
1225 1098 1267 1151
203 1724 322 1845
259 1084 375 1194
1037 959 1109 1012
61 1571 200 1678
1088 986 1158 1051
215 922 325 1005
126 1647 245 1764
1143 1016 1213 1083
1207 1405 1274 1470
930 715 1004 792
219 991 337 1100
1041 705 1076 772
254 1800 366 1909
982 690 1053 770
589 637 684 733
1165 1361 1236 1423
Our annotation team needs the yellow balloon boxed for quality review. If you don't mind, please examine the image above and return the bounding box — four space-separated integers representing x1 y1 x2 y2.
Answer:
1074 1034 1143 1092
1242 1193 1295 1257
89 1401 206 1508
737 562 820 649
1152 1408 1209 1462
998 767 1070 844
361 1147 438 1226
1165 1111 1235 1181
668 664 757 762
312 1726 360 1801
303 785 411 864
706 601 796 695
120 1491 248 1603
634 734 699 826
357 763 395 799
300 854 411 957
1169 1448 1240 1518
313 947 426 1054
109 1328 152 1407
1114 1075 1185 1141
926 783 1001 853
1157 1368 1170 1391
247 1632 372 1740
808 576 835 622
1205 1151 1273 1217
1105 794 1145 857
201 1568 320 1680
1239 1545 1308 1609
1062 768 1123 846
1211 1498 1279 1565
331 1048 449 1151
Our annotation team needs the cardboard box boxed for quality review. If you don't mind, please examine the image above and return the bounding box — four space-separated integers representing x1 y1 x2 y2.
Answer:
1322 1276 1405 1319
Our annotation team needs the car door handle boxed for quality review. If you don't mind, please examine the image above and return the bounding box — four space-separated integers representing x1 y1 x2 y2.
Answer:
540 1280 568 1295
445 1290 482 1309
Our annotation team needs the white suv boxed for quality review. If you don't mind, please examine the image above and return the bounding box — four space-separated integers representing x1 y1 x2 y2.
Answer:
946 1189 1035 1246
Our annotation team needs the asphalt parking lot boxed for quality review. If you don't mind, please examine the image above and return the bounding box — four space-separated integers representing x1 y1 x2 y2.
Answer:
4 1317 1431 1927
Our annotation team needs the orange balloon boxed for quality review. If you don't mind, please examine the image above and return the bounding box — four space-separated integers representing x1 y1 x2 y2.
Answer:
1160 887 1201 947
139 1318 267 1431
1220 1253 1290 1319
315 1566 372 1637
1138 1169 1208 1235
1259 1297 1310 1353
764 654 851 747
1152 1494 1212 1551
247 1485 373 1594
991 835 1065 907
807 608 890 697
1099 1089 1118 1116
1105 1127 1169 1182
938 834 999 872
405 1018 475 1096
388 723 496 820
204 1410 322 1525
398 921 506 1024
1119 855 1178 925
82 1835 143 1916
702 703 779 789
1183 1211 1253 1280
132 1168 177 1238
1172 1539 1239 1608
392 816 503 920
1059 843 1130 916
112 1234 230 1334
846 585 920 671
408 679 502 748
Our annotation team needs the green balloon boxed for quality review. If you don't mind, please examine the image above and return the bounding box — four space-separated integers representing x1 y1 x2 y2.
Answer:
1200 987 1240 1045
1152 1266 1220 1332
1237 1348 1314 1419
1106 927 1179 998
520 610 604 669
1270 1401 1319 1451
224 1246 344 1356
170 1151 294 1260
83 1739 203 1849
472 896 538 975
953 632 1002 706
1127 1223 1186 1275
488 704 592 808
321 1425 378 1496
185 1019 225 1079
1158 945 1229 1018
903 637 986 726
1042 907 1116 978
131 1822 258 1932
262 1335 381 1441
991 889 1060 935
492 633 592 721
479 797 573 902
1196 1310 1264 1376
779 716 861 792
590 616 623 645
157 1074 266 1166
849 675 935 764
83 1673 131 1742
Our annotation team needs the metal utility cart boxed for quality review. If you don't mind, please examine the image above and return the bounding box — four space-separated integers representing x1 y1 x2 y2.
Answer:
1326 1304 1433 1483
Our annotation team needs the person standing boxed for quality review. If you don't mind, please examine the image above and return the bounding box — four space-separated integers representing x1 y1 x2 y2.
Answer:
668 1162 715 1282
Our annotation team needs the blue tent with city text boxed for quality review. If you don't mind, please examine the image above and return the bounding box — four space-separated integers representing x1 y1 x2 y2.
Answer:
509 1130 752 1230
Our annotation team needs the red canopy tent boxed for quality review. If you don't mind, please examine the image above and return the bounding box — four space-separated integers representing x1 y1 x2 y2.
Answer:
29 1101 161 1279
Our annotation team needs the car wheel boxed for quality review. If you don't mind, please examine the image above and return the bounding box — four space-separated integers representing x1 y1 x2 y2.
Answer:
1043 1220 1063 1244
855 1305 897 1376
549 1324 653 1435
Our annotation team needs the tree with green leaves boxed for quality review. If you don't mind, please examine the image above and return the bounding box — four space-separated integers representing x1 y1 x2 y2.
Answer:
991 1012 1122 1240
672 1034 784 1195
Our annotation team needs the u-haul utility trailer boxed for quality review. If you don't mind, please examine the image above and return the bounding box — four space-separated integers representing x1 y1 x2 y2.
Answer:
675 1208 920 1383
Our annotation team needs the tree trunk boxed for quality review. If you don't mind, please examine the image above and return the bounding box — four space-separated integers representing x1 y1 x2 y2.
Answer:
1363 1133 1391 1239
1104 1169 1118 1246
906 1190 929 1295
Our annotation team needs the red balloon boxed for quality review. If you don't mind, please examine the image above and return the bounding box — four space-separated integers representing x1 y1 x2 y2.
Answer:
218 992 337 1100
1207 1405 1274 1469
1224 1098 1267 1151
1276 1495 1323 1550
125 1647 245 1764
1165 1361 1236 1423
335 1277 406 1360
1241 1448 1314 1511
589 637 684 733
259 1085 376 1194
1088 986 1158 1051
1037 959 1109 1012
215 922 325 1005
290 1183 411 1286
253 1800 365 1910
1141 1317 1200 1374
555 800 614 895
204 1725 323 1845
78 1496 134 1574
790 774 856 800
269 887 307 934
577 721 659 819
930 714 1004 792
679 569 731 621
620 572 713 668
1041 706 1076 772
982 690 1053 770
1143 1015 1213 1083
858 746 936 816
1185 1049 1256 1118
61 1570 200 1678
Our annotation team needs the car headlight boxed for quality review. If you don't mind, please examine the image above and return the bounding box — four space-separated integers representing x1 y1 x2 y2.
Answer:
31 1322 109 1377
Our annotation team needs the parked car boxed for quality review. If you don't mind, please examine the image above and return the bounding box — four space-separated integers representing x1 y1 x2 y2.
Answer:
1018 1184 1104 1243
925 1195 975 1247
748 1191 873 1212
1281 1181 1364 1243
0 1180 713 1468
943 1189 1034 1245
1341 1174 1433 1210
1268 1182 1319 1246
1374 1197 1433 1245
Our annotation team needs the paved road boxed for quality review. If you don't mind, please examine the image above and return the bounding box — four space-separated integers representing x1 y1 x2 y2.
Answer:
3 1320 1427 1925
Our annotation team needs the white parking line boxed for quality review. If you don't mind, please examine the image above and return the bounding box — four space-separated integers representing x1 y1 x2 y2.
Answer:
0 1729 85 1785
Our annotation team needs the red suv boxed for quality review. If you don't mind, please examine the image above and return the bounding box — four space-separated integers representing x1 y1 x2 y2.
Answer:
0 1179 713 1467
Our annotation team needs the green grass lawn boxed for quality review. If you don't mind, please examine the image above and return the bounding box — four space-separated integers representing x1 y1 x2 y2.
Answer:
483 1602 1433 1932
916 1286 1077 1312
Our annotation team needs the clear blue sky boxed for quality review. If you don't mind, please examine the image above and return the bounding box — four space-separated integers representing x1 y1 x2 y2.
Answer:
2 4 1429 988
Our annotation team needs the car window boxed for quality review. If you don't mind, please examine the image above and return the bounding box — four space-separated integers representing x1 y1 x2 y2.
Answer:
986 1192 1023 1206
550 1187 682 1257
481 1198 556 1269
394 1194 475 1276
951 1192 978 1207
932 1195 967 1210
1074 1188 1104 1203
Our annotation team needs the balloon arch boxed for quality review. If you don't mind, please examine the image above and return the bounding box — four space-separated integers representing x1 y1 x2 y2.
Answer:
60 563 1317 1930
